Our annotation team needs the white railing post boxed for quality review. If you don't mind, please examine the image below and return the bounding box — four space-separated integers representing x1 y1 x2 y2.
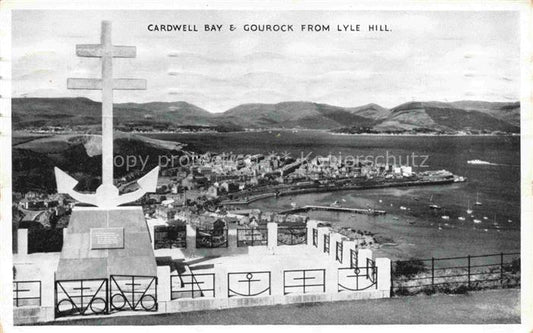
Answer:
375 257 391 296
267 222 278 253
357 249 373 268
17 229 28 256
157 266 171 306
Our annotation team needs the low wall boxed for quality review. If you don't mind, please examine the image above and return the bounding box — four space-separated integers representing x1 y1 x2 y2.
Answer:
160 289 390 314
14 306 54 325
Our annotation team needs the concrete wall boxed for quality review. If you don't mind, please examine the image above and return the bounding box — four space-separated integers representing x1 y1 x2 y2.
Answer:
15 219 391 324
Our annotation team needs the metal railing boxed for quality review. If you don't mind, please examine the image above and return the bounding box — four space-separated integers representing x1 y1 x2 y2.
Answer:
338 266 378 292
237 228 268 247
196 228 228 248
55 278 108 318
277 227 307 246
13 280 41 307
170 273 215 299
227 271 271 297
324 234 330 254
336 241 343 263
283 269 326 295
154 225 186 249
391 252 520 295
350 249 358 269
312 229 318 247
110 275 158 312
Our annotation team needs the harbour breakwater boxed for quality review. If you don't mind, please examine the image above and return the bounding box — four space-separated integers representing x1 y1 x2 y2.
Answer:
220 178 456 206
279 205 387 216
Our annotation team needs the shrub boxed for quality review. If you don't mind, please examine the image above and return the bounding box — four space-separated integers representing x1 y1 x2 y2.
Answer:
393 286 411 296
504 257 520 274
393 259 427 278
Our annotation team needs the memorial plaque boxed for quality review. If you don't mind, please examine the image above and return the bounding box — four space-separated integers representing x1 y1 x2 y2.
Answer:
90 227 124 249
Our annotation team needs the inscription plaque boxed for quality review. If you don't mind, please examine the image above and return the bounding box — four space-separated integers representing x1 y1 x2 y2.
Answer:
90 227 124 249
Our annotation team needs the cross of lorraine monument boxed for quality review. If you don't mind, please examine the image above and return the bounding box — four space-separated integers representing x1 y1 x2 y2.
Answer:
55 21 158 280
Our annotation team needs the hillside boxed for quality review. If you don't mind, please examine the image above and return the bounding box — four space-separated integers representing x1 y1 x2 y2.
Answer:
12 98 220 130
372 102 519 133
12 132 186 193
12 97 520 133
220 102 374 129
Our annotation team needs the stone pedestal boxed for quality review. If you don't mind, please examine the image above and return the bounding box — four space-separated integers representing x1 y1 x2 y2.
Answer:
55 206 157 280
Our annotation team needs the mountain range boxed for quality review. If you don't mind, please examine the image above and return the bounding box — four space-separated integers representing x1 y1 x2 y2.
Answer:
12 97 520 133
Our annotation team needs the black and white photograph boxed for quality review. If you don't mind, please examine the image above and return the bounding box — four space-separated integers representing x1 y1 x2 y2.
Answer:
0 2 530 331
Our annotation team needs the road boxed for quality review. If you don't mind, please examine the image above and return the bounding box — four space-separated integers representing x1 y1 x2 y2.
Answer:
47 288 520 325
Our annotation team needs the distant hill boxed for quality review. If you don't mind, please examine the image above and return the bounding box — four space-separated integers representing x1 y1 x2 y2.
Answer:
12 97 520 133
373 101 519 133
12 97 220 130
347 103 390 120
219 102 374 129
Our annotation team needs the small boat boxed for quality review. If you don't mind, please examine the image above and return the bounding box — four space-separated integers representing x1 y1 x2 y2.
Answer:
458 216 466 221
473 219 482 224
484 229 489 232
508 219 512 223
429 194 441 210
492 215 499 226
290 202 297 208
393 217 399 220
379 199 383 203
475 192 482 206
466 200 473 215
441 215 450 220
468 159 491 165
400 206 407 210
483 216 488 220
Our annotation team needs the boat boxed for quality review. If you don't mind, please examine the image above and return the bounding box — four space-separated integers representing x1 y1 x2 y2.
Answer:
483 216 488 220
466 200 473 214
428 194 442 210
458 216 466 221
473 219 482 224
290 202 297 208
400 206 407 210
468 159 491 165
508 219 512 223
379 199 383 203
441 215 450 220
475 192 482 206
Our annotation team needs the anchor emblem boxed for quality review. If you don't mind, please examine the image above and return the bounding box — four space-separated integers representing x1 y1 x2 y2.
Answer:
55 21 159 208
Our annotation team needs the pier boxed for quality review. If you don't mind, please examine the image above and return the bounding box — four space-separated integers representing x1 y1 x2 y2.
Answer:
279 205 386 216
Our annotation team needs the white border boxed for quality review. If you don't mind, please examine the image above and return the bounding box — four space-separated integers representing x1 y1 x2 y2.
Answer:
0 1 531 333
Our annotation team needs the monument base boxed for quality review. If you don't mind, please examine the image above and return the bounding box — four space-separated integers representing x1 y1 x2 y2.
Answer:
56 206 157 280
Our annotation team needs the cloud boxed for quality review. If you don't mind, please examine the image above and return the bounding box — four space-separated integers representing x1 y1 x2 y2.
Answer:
11 10 520 111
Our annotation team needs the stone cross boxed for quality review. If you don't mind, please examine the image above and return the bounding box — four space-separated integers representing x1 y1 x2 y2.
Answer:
55 21 159 208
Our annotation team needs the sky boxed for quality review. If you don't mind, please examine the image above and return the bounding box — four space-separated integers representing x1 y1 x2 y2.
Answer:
12 10 521 112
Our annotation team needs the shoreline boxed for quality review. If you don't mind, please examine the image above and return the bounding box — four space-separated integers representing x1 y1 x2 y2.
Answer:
13 129 520 138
